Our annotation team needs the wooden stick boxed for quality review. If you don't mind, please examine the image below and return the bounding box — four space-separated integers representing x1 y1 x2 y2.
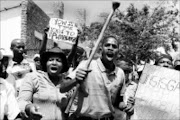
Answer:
65 1 120 114
86 2 120 68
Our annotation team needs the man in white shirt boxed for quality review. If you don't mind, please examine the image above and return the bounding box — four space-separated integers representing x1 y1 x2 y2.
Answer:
0 49 21 120
6 39 35 96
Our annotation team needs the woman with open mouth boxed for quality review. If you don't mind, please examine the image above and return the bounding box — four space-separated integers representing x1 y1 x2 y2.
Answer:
17 46 69 120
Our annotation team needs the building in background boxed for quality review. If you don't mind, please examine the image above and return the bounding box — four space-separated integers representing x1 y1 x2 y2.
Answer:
1 0 179 59
0 0 50 58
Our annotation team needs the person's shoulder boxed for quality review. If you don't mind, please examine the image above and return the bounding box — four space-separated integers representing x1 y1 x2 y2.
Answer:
6 73 16 79
22 71 45 85
116 66 125 74
0 78 15 92
22 58 34 65
21 58 30 63
0 78 9 85
36 70 46 75
0 78 6 86
6 73 16 84
116 66 126 79
24 71 40 78
35 70 50 80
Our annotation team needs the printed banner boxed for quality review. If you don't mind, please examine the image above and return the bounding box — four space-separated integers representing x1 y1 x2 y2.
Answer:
48 18 78 42
131 64 180 120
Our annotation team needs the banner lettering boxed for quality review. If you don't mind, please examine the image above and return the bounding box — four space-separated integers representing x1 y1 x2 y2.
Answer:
131 64 180 120
48 18 78 42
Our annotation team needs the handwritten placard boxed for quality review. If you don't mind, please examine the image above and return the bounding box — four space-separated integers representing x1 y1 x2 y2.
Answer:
48 18 78 42
131 64 180 120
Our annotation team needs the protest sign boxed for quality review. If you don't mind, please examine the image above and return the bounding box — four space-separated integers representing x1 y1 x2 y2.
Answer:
131 64 180 120
48 18 78 43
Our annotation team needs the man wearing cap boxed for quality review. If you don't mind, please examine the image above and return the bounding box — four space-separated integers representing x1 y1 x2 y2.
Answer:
6 39 35 96
154 54 173 69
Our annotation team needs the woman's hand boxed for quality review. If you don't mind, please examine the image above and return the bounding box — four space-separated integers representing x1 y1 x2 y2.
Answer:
25 104 43 120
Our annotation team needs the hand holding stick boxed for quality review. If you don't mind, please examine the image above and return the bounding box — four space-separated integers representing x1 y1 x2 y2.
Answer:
65 1 120 114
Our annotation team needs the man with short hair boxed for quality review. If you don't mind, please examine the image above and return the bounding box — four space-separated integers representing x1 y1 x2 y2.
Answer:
6 39 35 96
61 36 134 120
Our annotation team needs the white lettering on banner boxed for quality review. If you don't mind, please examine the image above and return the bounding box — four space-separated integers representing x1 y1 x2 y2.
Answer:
131 64 180 120
48 18 78 42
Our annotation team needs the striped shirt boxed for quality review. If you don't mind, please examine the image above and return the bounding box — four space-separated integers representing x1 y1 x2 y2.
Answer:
68 58 126 119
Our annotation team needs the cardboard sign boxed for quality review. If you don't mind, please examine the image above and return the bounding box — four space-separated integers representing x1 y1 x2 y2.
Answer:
48 18 78 42
131 64 180 120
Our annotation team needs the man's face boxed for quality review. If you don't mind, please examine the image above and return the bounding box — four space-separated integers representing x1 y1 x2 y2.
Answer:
101 37 118 62
157 58 173 68
11 40 25 57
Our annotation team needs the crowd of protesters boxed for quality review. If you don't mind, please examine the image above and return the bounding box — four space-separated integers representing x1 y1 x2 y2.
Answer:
0 26 180 120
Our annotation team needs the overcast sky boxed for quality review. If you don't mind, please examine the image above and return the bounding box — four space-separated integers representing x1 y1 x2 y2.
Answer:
36 0 157 25
1 0 179 25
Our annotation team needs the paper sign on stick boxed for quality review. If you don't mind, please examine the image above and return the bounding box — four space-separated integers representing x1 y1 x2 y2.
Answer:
131 64 180 120
48 18 78 43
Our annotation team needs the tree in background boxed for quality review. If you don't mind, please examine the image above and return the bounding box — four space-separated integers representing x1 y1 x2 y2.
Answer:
81 2 180 66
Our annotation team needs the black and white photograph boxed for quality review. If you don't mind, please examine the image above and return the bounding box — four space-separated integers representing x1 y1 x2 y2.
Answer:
0 0 180 120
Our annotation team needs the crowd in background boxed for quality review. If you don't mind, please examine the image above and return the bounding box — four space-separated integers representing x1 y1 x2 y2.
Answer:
0 27 180 120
